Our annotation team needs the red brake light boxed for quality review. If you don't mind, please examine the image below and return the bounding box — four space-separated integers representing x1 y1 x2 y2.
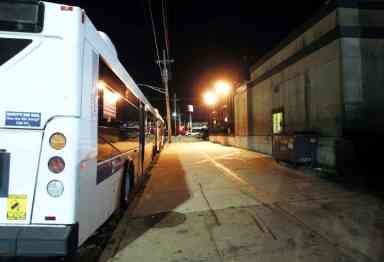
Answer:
48 157 65 174
61 5 73 11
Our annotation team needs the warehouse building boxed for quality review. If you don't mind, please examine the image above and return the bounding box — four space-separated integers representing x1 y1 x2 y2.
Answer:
211 0 384 169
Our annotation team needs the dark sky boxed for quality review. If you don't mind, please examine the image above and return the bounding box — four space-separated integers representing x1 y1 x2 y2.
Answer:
51 0 326 119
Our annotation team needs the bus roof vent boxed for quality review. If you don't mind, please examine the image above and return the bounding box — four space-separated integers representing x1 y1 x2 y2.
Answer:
98 31 117 57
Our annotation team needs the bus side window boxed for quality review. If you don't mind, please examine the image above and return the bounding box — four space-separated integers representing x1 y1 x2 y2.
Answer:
112 98 140 153
97 56 141 162
97 134 120 162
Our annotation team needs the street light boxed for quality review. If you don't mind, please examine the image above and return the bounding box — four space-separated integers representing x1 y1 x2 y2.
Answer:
214 80 231 97
203 91 218 107
203 91 218 131
214 80 233 135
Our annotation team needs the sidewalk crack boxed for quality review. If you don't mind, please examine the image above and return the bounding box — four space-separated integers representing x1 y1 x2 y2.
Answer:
198 183 224 262
198 183 221 226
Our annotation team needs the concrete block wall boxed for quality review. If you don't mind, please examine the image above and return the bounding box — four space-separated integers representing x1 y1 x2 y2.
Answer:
227 38 343 167
251 10 338 80
338 7 384 135
360 39 384 134
209 135 272 155
215 2 384 169
248 80 272 136
234 84 248 136
340 36 384 135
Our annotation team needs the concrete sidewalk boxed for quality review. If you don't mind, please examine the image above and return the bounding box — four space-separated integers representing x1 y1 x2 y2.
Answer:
100 141 384 262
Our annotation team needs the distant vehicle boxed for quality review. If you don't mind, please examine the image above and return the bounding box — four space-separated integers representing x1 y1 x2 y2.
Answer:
178 126 186 136
0 1 164 258
186 128 201 137
186 126 208 137
201 128 209 140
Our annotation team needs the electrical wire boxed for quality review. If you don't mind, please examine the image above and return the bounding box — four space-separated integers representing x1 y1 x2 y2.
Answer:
138 84 166 94
161 0 170 59
147 0 162 71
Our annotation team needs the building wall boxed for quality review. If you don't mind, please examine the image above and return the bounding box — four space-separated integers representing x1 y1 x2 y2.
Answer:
250 10 338 80
221 6 346 166
209 135 273 155
360 39 384 134
218 3 384 168
233 84 248 136
269 40 342 137
246 39 343 165
338 7 384 135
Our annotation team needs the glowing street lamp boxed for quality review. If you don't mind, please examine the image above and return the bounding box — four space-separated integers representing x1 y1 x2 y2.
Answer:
213 80 233 133
203 91 218 107
214 80 231 97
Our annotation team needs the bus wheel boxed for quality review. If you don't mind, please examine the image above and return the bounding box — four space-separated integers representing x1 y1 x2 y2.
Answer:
120 165 133 210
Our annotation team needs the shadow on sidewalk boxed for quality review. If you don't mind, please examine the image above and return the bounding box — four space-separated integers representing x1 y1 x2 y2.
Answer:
108 147 193 257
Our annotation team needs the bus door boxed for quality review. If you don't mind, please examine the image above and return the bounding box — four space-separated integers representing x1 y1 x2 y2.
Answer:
139 103 145 178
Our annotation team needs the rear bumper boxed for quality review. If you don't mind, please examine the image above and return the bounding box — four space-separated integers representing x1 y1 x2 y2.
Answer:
0 224 78 257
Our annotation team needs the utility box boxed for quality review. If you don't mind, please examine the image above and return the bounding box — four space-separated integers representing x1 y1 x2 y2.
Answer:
272 133 318 166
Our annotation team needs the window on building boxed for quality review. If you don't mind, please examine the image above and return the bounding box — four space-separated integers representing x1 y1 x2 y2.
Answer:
273 111 284 134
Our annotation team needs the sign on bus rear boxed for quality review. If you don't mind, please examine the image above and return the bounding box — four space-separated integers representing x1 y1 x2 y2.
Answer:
7 194 27 221
5 111 41 128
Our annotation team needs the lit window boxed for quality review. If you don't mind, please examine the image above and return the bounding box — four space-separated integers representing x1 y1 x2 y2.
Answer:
273 112 284 134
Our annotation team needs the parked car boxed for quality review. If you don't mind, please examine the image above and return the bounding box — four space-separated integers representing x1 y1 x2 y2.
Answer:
186 127 203 137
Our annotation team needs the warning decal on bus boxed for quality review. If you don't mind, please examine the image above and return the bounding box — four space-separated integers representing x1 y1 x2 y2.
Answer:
7 194 27 221
5 111 41 127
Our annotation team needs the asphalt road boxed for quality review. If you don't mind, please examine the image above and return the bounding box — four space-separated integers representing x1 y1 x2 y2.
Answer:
99 139 384 262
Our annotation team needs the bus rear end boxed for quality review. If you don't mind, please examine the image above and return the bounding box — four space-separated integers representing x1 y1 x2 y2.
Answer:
0 1 83 257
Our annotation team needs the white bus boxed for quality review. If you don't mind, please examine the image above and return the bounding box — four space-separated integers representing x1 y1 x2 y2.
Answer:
0 1 164 257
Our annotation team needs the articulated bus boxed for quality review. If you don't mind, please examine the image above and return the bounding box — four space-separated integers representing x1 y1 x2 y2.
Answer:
0 1 164 257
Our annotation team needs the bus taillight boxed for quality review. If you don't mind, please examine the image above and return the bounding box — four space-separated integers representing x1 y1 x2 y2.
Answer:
48 157 65 174
49 133 66 150
47 180 64 198
61 5 74 11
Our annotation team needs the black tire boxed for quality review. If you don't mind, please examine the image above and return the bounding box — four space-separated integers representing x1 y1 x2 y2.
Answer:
120 164 133 210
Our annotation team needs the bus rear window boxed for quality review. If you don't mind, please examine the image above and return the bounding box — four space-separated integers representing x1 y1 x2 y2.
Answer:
0 38 32 66
0 1 44 33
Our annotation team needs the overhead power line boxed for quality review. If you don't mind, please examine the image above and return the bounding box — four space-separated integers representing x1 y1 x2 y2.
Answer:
161 0 170 59
147 0 161 72
145 0 174 143
138 83 166 94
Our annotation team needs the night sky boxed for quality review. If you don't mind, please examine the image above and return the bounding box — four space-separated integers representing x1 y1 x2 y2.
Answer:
51 0 326 120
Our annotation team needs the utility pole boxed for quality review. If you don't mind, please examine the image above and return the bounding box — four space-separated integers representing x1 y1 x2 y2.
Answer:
156 49 174 143
178 110 182 135
186 105 193 132
174 93 177 137
189 110 193 132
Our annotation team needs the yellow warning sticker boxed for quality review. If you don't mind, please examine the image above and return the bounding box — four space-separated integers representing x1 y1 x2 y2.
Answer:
7 194 27 221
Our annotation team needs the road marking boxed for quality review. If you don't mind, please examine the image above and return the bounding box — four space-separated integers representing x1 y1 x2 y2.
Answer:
192 152 240 165
201 152 249 186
